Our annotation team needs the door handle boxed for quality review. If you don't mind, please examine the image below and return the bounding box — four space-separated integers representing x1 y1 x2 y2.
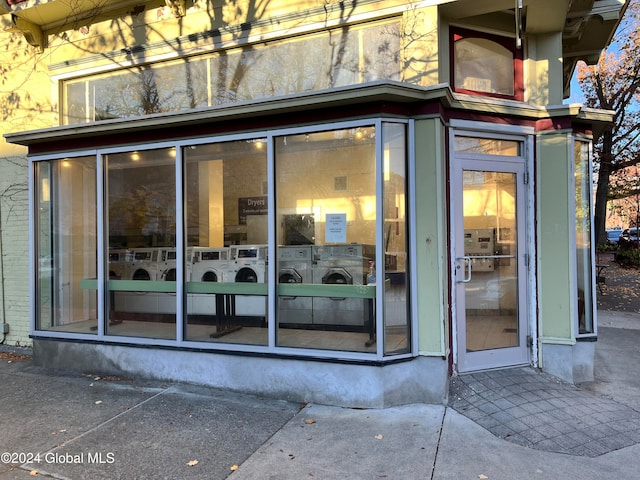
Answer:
456 256 472 283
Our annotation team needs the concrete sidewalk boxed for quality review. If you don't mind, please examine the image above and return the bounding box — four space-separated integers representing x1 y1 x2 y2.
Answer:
0 309 638 479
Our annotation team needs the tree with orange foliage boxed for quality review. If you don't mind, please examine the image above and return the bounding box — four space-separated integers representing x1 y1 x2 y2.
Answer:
577 0 640 246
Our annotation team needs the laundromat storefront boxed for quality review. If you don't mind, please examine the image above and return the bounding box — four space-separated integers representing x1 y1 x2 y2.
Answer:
31 115 413 366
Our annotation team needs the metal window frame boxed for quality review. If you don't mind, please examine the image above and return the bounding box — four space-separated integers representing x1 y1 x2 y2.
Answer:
28 117 415 363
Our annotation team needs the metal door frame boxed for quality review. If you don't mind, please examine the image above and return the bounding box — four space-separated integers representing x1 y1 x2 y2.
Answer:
450 124 533 373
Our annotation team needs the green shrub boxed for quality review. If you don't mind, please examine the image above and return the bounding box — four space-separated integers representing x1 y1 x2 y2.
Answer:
615 247 640 266
597 243 618 253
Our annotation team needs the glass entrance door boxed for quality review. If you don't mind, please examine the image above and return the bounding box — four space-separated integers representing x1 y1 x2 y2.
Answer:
453 138 529 372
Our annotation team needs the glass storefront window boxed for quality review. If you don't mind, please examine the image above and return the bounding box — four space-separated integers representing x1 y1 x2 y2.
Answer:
35 157 98 333
275 127 377 352
184 139 268 345
273 123 409 354
575 140 595 335
63 20 401 124
33 121 411 358
105 148 177 339
383 123 409 355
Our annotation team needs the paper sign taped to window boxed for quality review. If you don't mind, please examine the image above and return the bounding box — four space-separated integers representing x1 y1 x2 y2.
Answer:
325 213 347 243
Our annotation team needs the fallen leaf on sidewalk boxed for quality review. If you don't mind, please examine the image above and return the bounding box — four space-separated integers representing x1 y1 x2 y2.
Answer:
230 464 239 471
187 460 198 466
304 418 316 424
29 470 38 476
0 352 31 361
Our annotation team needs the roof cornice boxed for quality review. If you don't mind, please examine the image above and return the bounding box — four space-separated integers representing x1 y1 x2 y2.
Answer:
4 82 614 147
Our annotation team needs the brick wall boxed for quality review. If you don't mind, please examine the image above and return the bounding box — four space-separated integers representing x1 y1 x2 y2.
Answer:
1 16 55 348
0 153 30 347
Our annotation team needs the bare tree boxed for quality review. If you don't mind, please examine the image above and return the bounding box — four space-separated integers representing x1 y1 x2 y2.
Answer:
577 0 640 246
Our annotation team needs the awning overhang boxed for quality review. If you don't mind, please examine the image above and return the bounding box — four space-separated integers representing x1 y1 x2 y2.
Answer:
4 82 614 150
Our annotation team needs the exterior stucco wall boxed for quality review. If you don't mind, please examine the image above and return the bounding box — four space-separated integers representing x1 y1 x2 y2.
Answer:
536 131 593 383
536 132 574 342
33 339 450 408
525 32 564 106
413 117 448 356
47 1 441 89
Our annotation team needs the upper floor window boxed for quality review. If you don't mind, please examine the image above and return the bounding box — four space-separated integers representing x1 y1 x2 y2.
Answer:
63 19 401 125
451 27 523 101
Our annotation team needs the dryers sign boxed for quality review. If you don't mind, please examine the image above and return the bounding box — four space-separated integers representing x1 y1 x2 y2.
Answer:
238 196 268 224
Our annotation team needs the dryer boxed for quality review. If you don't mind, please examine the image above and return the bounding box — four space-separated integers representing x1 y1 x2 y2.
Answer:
229 245 267 317
311 244 371 327
190 247 231 315
277 245 313 325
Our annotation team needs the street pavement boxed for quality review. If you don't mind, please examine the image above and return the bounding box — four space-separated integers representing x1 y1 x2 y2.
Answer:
0 309 638 479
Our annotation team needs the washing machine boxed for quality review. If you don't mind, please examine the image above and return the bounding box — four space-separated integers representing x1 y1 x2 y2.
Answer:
156 248 184 314
115 248 163 314
229 245 267 318
157 248 178 281
311 244 372 327
107 249 129 318
277 245 313 325
123 248 161 281
189 247 231 315
107 249 129 279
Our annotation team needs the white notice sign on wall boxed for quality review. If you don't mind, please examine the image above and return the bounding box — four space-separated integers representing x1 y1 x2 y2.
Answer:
325 213 347 243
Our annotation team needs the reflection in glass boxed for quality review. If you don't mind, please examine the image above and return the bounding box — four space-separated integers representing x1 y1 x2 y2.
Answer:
32 127 411 356
575 140 594 334
184 139 268 345
35 157 98 333
454 136 520 156
64 20 401 124
105 148 177 339
275 127 377 352
383 123 409 355
463 170 518 352
454 37 514 96
65 61 209 124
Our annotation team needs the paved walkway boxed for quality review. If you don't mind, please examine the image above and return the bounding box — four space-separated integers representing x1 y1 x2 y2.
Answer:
1 310 639 479
448 309 640 459
449 366 640 457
